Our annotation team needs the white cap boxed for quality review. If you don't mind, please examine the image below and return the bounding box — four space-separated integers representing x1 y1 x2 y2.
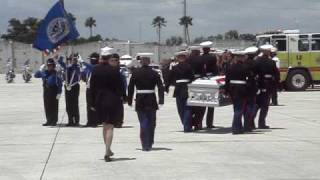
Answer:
174 51 189 57
200 41 213 48
136 52 154 58
188 46 201 51
271 47 278 53
100 46 115 56
120 54 132 59
260 44 274 50
232 50 246 56
244 46 259 54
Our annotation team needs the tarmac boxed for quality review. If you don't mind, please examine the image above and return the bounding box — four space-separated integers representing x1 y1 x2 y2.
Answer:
0 74 320 180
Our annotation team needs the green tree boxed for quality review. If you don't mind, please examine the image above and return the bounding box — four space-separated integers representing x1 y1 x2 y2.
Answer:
166 36 183 46
1 17 41 44
239 33 256 41
85 17 97 38
179 16 193 44
224 30 239 40
152 16 167 45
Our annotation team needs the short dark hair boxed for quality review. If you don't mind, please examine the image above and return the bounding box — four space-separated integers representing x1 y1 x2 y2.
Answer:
112 53 120 59
101 54 112 61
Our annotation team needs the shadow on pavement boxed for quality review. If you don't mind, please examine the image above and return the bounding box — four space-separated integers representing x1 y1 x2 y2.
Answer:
99 157 137 162
151 147 172 151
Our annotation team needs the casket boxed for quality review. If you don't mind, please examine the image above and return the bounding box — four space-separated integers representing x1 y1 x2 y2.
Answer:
187 76 232 107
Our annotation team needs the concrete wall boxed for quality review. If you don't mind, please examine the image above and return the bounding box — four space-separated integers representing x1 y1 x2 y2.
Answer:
0 39 254 73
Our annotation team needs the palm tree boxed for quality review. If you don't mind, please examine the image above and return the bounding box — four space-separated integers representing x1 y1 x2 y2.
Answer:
85 17 97 38
152 16 167 45
179 16 193 44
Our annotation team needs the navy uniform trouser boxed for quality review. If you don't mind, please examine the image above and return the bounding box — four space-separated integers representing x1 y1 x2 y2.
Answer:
232 98 247 133
175 95 192 132
244 96 257 130
255 92 271 127
206 107 214 127
43 87 59 125
65 84 80 124
137 110 156 149
86 88 98 126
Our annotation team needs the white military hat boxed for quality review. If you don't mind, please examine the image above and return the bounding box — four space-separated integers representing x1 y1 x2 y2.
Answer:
259 44 274 51
136 52 154 58
100 46 115 56
232 50 246 56
174 51 189 57
271 47 278 53
200 41 213 48
188 46 201 51
244 46 259 54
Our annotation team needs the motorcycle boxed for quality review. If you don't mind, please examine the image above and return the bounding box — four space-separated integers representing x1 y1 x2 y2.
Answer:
22 65 32 83
6 68 16 83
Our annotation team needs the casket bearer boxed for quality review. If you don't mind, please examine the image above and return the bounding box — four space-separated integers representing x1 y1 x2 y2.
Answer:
225 51 250 134
128 53 164 151
200 41 218 129
186 46 206 130
243 46 259 131
254 44 280 129
166 51 194 132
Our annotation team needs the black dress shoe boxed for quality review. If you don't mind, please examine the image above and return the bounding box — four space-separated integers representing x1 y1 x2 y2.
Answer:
232 131 244 135
142 148 151 152
104 155 111 162
258 125 270 129
42 123 50 126
206 125 216 129
66 123 74 127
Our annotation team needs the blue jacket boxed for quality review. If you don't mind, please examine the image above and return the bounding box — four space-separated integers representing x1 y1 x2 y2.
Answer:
34 70 63 94
58 57 81 86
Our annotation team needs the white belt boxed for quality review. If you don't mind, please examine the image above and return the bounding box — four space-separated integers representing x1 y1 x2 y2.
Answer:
136 90 155 94
261 89 267 92
230 80 246 85
206 73 213 76
194 74 201 78
264 74 273 78
176 79 190 83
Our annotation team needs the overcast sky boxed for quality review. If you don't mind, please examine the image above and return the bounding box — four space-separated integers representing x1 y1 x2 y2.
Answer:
1 0 320 42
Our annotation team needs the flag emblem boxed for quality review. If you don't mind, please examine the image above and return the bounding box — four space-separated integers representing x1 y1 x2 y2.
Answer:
47 17 70 44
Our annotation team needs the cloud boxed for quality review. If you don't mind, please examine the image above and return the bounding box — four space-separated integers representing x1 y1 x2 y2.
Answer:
1 0 320 41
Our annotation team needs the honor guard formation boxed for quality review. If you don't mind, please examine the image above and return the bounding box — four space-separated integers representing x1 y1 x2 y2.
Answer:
33 40 281 162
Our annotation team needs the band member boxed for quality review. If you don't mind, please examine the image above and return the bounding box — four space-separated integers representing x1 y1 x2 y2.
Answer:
34 58 62 126
225 51 250 134
186 46 206 130
90 47 127 162
81 52 99 127
58 54 81 126
166 51 194 132
255 45 280 129
128 54 164 151
200 41 218 129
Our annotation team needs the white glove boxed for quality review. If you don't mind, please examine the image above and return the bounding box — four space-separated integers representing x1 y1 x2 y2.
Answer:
39 64 46 71
90 107 96 111
56 94 61 100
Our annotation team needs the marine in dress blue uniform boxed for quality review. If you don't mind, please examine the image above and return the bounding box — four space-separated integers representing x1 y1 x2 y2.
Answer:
166 51 194 132
128 54 164 151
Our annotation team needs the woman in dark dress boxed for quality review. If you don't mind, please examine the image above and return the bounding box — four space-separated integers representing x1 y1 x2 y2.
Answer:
90 49 126 162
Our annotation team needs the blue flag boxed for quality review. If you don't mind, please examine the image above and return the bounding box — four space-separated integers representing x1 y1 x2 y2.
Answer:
33 1 79 52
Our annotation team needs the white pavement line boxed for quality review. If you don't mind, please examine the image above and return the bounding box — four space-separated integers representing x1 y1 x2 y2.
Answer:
39 111 66 180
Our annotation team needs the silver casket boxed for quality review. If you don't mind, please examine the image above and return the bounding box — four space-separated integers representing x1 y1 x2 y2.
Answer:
187 76 232 107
